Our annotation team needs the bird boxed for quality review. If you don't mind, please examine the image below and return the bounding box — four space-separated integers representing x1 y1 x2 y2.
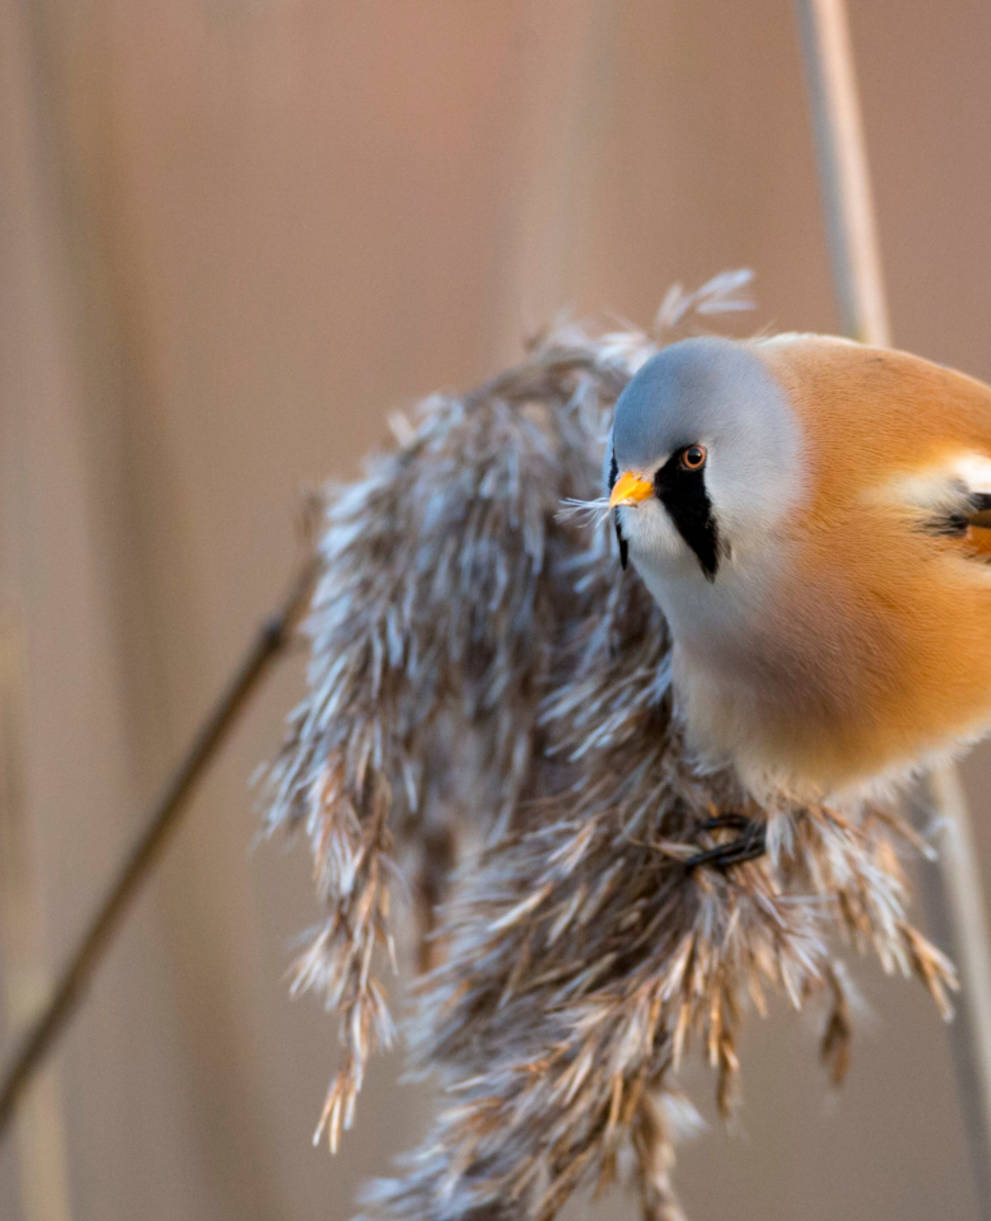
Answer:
606 333 991 862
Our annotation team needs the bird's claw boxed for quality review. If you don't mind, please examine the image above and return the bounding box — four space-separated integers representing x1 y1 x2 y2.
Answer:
685 814 767 871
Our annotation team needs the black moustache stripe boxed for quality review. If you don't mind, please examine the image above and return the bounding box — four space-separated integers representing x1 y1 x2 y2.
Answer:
653 452 720 580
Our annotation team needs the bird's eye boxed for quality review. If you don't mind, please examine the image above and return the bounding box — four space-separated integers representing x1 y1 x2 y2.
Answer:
679 444 707 471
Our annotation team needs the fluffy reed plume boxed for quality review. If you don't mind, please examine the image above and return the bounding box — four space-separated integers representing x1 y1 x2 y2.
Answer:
265 273 956 1219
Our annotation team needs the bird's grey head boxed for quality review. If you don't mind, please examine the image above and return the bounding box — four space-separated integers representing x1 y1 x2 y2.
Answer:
606 336 803 582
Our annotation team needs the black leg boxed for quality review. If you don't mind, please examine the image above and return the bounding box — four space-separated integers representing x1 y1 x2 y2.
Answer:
685 815 767 871
696 814 752 833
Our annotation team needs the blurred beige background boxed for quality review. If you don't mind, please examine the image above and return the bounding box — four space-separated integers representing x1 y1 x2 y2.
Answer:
3 2 991 1218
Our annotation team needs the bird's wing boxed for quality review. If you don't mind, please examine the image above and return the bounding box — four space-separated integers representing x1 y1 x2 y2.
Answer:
917 459 991 559
968 497 991 530
959 492 991 558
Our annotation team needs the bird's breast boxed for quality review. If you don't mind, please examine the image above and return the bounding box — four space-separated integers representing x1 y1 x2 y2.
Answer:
666 536 991 801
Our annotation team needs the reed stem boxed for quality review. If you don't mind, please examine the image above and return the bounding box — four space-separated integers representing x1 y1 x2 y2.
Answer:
0 559 316 1140
796 4 991 1213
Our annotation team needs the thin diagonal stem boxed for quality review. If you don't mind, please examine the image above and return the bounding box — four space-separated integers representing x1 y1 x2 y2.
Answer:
0 558 317 1140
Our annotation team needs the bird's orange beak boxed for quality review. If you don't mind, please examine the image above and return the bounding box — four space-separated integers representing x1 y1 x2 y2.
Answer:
608 471 653 509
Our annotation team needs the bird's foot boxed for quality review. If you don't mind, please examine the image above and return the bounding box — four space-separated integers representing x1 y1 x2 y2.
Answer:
685 814 767 871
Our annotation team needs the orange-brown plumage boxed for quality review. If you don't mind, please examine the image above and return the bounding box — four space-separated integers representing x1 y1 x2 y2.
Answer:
965 526 991 557
750 336 991 794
